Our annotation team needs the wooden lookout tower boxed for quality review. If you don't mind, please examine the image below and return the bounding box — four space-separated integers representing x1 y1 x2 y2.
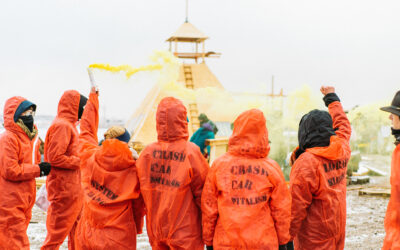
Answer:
126 20 225 145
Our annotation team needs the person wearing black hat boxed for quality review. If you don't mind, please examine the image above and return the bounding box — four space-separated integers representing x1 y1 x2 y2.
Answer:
381 91 400 249
0 96 51 249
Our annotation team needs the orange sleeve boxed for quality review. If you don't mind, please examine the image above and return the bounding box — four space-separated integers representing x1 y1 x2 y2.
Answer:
385 146 400 240
46 124 80 169
132 194 146 234
201 164 218 246
269 163 291 245
0 135 40 181
189 147 210 208
328 101 351 142
289 157 319 239
79 92 99 157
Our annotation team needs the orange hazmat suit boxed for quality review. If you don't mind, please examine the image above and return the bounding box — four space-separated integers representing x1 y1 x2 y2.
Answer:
201 109 291 249
0 97 41 250
42 90 83 249
74 92 145 249
382 144 400 249
136 97 209 250
289 100 351 250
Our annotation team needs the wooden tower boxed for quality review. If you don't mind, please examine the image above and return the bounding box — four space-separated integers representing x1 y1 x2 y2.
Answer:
126 21 224 145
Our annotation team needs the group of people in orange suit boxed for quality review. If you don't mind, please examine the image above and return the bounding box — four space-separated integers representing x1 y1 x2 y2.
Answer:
0 85 399 250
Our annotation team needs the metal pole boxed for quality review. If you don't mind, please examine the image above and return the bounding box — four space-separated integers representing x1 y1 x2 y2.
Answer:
271 75 274 96
185 0 189 22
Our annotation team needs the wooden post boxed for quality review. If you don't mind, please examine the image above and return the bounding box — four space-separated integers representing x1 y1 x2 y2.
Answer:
169 41 172 51
195 42 198 63
202 41 205 63
271 75 274 96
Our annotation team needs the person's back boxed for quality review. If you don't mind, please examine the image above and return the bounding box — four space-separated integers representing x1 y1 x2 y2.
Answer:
136 97 209 250
202 109 291 249
289 86 351 250
75 90 144 249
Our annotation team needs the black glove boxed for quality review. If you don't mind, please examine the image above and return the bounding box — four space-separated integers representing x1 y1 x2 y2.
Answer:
279 244 287 250
206 246 213 250
323 93 340 107
286 241 294 250
39 162 51 176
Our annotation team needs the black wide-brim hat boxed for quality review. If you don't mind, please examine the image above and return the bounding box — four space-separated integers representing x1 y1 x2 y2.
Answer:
381 91 400 116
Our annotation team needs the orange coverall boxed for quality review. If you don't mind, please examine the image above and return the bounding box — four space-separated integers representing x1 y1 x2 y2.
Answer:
136 97 209 250
42 90 83 249
382 143 400 249
289 100 351 250
202 108 291 249
74 92 145 249
0 96 41 249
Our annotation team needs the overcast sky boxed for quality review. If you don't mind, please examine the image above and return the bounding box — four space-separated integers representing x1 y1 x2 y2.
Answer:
1 0 399 119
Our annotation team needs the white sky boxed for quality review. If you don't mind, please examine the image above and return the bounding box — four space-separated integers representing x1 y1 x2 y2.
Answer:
0 0 399 119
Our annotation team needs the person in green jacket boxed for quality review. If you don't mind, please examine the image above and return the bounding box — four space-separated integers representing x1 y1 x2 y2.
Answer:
190 114 218 157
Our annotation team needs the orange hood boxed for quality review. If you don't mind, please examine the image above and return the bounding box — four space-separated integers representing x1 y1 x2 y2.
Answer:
57 90 80 123
306 135 350 160
95 139 135 172
3 96 29 135
156 97 189 142
228 109 270 158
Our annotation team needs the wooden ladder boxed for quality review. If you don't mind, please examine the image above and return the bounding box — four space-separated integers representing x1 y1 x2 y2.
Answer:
183 65 200 132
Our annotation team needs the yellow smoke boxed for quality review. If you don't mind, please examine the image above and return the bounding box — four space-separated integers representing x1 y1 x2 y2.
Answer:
88 63 163 78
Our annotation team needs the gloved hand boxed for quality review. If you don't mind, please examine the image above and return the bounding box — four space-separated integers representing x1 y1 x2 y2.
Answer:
286 241 294 250
39 162 51 176
279 244 287 250
206 246 213 250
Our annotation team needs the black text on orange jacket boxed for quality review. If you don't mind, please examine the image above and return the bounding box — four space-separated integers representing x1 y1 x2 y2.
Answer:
289 99 351 250
202 109 291 249
136 97 209 250
75 92 145 249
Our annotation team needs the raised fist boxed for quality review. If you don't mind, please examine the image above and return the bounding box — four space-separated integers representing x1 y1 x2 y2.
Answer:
320 86 335 96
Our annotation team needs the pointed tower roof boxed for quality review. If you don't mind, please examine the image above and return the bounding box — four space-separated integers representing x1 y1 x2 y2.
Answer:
166 22 208 42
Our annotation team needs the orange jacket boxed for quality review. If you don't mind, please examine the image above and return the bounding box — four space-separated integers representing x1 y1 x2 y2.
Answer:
75 92 145 249
0 96 41 250
136 97 209 250
289 101 351 250
42 90 83 249
201 109 291 249
383 144 400 249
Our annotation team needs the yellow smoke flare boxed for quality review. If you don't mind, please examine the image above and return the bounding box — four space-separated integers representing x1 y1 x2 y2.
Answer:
88 63 163 78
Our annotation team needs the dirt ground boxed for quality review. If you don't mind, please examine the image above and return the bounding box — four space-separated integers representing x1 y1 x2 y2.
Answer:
345 187 388 249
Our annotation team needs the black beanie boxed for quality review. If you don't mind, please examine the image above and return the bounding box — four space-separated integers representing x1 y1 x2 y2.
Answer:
78 95 88 120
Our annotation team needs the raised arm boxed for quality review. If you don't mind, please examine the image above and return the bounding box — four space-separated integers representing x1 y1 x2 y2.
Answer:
0 135 40 181
79 89 99 148
321 86 351 142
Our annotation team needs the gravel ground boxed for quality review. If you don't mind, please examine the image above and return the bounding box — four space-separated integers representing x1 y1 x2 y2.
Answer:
345 188 388 250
